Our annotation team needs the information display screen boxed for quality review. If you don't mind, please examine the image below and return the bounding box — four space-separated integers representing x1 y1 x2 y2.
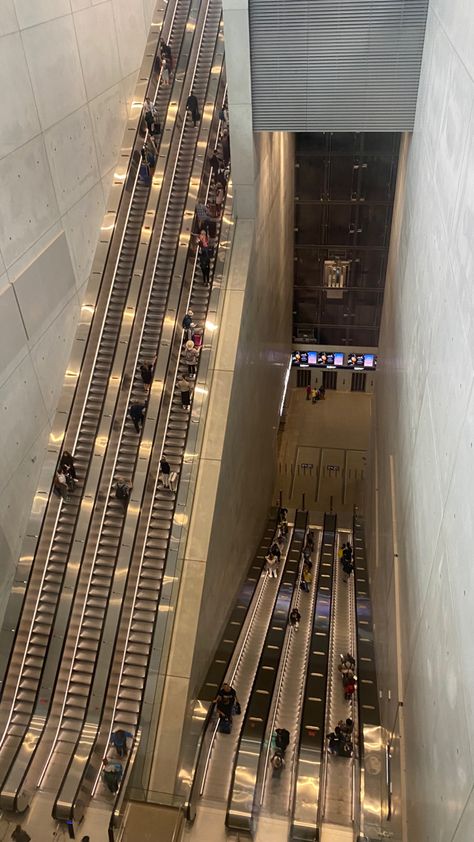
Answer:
364 353 376 369
292 350 377 370
292 351 309 366
348 353 377 370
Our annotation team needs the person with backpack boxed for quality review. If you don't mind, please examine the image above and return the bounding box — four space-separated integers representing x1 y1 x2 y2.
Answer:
275 728 290 753
342 556 354 583
103 758 123 793
111 729 133 758
270 541 281 561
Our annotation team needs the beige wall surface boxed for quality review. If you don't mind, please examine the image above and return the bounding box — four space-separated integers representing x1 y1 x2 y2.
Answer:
0 0 156 621
367 1 474 840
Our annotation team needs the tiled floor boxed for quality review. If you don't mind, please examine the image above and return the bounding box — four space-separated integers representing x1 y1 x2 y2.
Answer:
275 388 372 516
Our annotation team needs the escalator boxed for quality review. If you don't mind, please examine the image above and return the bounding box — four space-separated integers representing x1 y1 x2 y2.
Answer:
259 526 323 821
197 521 297 806
52 61 227 825
184 512 280 821
289 513 337 841
0 0 188 806
226 510 308 831
319 531 358 836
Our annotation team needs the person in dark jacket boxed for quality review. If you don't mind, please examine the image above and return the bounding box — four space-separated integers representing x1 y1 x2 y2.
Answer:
270 541 281 561
209 152 221 177
289 607 301 629
60 450 77 481
182 309 194 340
140 357 156 392
186 92 199 126
160 455 171 488
199 247 211 285
215 682 238 719
11 827 31 842
129 402 146 433
221 129 230 166
111 729 133 758
275 728 290 753
115 477 132 502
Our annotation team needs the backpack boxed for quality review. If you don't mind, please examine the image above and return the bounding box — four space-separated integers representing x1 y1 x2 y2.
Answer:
218 716 232 734
275 728 290 751
104 770 118 792
116 482 129 500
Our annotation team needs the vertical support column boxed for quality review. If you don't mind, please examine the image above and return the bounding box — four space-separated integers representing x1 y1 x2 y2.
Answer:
222 0 256 218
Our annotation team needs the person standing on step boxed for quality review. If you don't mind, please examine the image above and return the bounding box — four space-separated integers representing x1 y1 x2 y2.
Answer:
160 455 171 488
186 91 199 127
177 375 192 410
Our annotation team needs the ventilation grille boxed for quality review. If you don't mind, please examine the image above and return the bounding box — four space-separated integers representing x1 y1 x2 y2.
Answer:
249 0 429 131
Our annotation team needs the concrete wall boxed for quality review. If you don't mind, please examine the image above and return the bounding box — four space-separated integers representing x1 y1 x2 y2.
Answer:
0 0 156 621
367 1 474 840
149 130 294 794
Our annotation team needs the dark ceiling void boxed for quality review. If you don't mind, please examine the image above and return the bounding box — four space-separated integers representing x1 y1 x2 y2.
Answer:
293 132 400 347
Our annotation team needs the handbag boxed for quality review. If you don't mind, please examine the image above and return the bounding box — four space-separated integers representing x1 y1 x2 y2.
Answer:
233 701 241 715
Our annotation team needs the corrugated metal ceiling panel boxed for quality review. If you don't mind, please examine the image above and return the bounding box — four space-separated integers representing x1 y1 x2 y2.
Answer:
249 0 429 131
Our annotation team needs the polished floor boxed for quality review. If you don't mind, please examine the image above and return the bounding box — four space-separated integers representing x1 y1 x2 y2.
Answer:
275 386 372 516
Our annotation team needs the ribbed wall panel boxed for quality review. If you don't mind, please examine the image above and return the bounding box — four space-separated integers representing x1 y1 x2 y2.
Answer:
249 0 428 131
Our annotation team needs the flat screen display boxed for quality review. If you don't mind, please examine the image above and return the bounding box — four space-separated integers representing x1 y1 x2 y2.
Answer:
348 353 364 368
364 353 376 369
317 352 328 366
307 351 318 366
334 352 344 367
